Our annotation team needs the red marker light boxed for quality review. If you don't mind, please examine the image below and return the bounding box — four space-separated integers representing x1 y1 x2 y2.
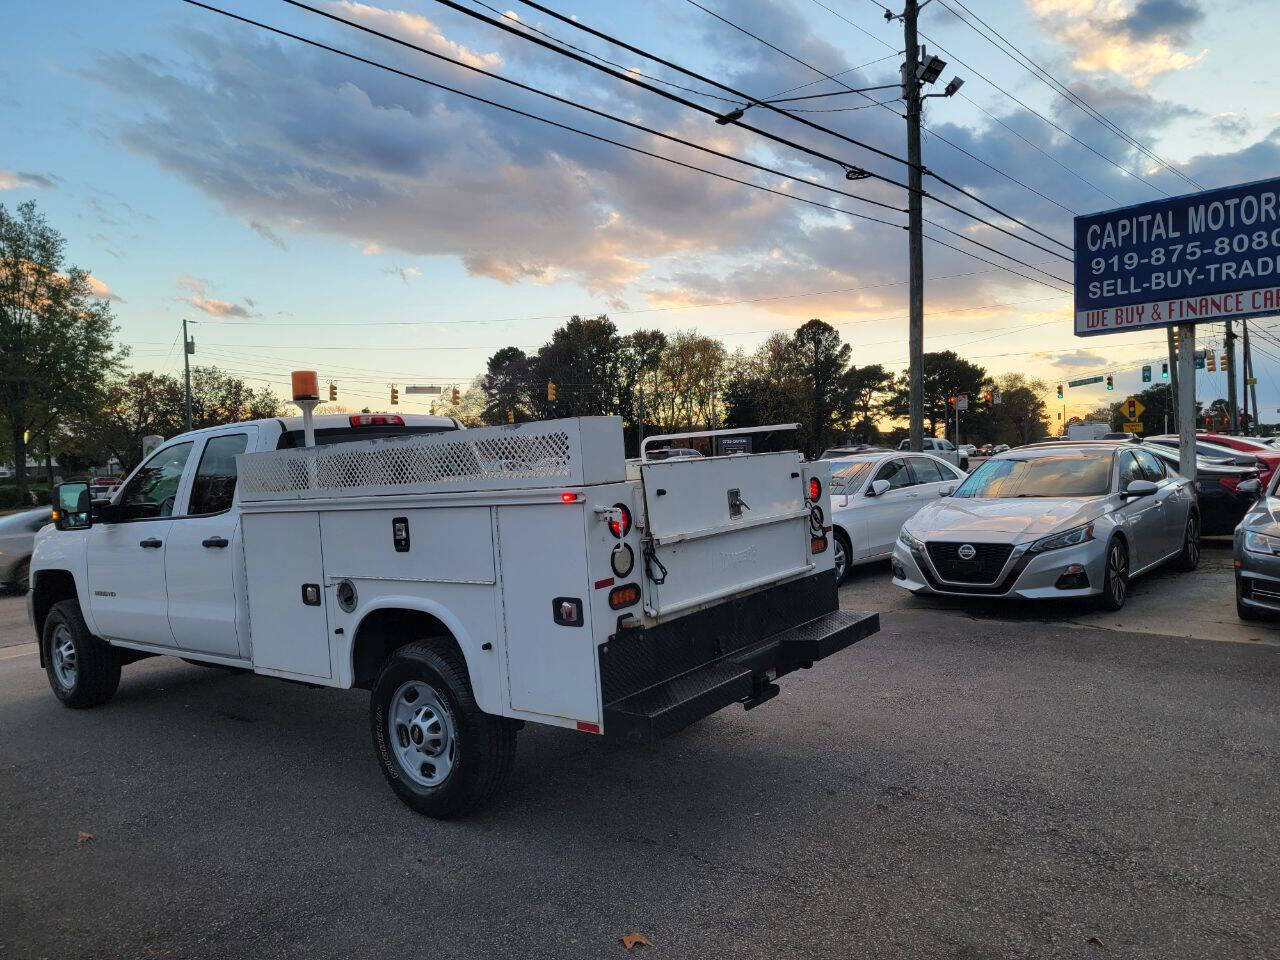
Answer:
808 477 821 500
561 491 578 503
608 503 632 538
349 414 405 427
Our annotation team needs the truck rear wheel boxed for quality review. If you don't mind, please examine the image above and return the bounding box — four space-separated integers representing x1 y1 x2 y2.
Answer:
43 599 120 708
370 640 517 818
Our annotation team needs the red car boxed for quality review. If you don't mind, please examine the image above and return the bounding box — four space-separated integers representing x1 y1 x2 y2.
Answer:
1198 433 1280 490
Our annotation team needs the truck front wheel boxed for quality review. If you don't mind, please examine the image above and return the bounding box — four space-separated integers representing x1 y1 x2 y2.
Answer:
370 640 517 818
43 599 120 708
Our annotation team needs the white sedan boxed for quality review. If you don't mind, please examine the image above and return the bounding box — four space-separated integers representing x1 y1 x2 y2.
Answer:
828 450 968 582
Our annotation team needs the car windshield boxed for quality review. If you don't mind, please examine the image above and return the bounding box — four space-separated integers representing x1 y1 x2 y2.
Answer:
829 460 874 491
954 453 1111 498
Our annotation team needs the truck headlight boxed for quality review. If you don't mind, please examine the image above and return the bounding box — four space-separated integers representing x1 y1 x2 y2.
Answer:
1027 523 1094 554
898 528 923 551
1244 530 1280 555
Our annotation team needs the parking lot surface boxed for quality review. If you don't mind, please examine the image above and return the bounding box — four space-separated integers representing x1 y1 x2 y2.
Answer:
2 577 1278 960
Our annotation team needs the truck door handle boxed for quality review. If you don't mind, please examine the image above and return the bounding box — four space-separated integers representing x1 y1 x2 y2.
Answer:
139 538 163 549
202 536 229 548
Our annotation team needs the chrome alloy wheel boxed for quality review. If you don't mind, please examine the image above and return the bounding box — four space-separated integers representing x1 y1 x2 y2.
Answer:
833 534 848 583
51 624 77 689
389 680 456 788
1184 514 1200 565
1106 542 1128 607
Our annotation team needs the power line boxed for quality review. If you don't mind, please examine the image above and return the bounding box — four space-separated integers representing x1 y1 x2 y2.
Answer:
759 51 901 102
273 0 1073 287
479 0 1073 262
680 0 1074 253
938 0 1202 192
920 125 1079 215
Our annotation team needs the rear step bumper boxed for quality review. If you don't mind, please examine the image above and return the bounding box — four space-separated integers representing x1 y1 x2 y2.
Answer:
602 609 878 744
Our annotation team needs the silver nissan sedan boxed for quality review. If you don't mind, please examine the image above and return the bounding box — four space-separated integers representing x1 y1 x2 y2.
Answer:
892 443 1199 610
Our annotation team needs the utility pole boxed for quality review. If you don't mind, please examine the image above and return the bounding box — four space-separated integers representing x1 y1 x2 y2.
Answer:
182 318 195 432
1244 318 1259 434
1225 319 1239 432
902 0 924 453
1166 326 1179 426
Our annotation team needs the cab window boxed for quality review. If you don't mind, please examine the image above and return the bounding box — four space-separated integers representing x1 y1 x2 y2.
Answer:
909 456 945 484
874 458 914 490
1133 448 1166 482
118 442 195 520
1117 451 1144 490
189 434 249 516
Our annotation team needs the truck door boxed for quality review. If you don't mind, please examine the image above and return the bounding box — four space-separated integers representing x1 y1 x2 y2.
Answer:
87 440 195 647
165 431 253 657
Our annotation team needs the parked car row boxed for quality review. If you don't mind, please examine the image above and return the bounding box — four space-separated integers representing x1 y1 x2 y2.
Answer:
825 437 1270 618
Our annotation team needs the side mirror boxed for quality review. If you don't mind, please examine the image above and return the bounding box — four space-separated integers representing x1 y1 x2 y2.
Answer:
53 482 93 531
1238 478 1261 496
868 479 891 497
941 485 955 497
1123 479 1158 499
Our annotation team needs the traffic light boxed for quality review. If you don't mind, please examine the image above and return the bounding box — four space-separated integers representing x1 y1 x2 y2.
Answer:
1206 352 1216 371
547 380 557 403
1221 352 1228 370
1142 365 1151 383
1127 398 1137 419
1105 375 1114 390
451 387 461 405
1161 362 1169 379
328 382 337 402
390 385 399 405
1057 384 1063 399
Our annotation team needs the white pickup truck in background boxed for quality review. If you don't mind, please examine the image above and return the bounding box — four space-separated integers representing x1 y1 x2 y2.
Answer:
30 414 877 818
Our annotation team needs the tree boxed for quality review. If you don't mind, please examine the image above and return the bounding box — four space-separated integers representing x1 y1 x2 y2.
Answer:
533 315 620 419
72 371 184 474
651 330 726 431
0 200 124 499
189 366 281 428
839 363 893 442
480 346 533 425
723 334 804 446
886 351 986 439
616 329 667 454
978 373 1049 446
789 319 851 458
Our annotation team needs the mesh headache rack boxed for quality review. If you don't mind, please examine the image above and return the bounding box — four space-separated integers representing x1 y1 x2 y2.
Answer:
237 416 626 502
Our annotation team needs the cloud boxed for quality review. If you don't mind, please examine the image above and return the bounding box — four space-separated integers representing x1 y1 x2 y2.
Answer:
0 170 57 190
1029 0 1208 85
361 242 383 256
1208 112 1252 139
249 219 287 250
1046 349 1108 368
85 274 122 301
174 274 254 317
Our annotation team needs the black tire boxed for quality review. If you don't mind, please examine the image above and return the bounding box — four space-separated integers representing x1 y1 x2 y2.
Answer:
13 559 30 594
1173 511 1201 572
1098 538 1129 612
832 528 852 584
43 599 120 708
370 640 517 819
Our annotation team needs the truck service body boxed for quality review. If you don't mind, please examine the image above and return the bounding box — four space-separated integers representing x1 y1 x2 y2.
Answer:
29 414 876 816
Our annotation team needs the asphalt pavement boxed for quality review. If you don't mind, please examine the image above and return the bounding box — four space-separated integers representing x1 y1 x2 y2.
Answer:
1 581 1278 960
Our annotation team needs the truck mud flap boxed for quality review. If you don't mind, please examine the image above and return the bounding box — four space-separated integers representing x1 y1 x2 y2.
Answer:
602 606 879 744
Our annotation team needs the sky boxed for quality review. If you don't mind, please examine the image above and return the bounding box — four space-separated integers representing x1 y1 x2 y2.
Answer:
3 0 1278 423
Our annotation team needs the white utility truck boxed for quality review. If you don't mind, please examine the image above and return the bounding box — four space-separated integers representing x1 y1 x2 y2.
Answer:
30 414 877 818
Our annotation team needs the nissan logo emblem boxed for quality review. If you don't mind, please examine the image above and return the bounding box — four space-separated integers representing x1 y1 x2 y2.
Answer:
957 543 977 560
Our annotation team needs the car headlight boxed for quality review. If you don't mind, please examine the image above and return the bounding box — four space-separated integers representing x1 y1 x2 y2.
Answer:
1027 523 1094 554
898 527 923 551
1243 530 1280 555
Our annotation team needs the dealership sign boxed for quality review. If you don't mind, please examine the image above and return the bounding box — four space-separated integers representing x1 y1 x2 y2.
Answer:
1074 176 1280 336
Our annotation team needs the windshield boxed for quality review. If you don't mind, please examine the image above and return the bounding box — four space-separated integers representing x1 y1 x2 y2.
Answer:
954 454 1112 498
829 460 873 492
277 425 455 448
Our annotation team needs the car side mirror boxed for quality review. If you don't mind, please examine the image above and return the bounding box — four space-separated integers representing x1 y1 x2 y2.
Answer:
53 481 93 530
1123 479 1157 499
868 479 891 497
941 485 954 497
1238 478 1261 496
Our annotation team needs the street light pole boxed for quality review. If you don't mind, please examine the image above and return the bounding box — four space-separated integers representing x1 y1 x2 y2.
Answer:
903 0 924 453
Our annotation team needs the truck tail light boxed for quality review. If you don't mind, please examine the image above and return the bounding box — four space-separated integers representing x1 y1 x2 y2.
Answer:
808 477 821 500
608 583 640 609
561 491 579 503
349 414 404 427
608 503 632 538
811 535 828 555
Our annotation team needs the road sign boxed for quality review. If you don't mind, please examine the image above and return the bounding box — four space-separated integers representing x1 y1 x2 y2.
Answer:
1123 421 1145 434
1074 175 1280 337
404 385 442 395
956 393 969 411
1068 375 1104 387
